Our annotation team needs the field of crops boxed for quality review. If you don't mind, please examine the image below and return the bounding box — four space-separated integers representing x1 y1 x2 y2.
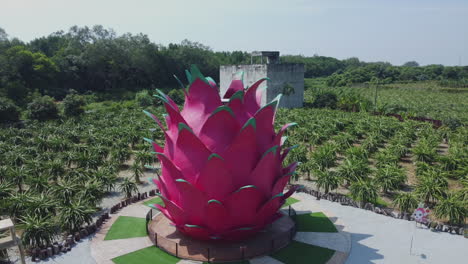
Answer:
305 78 468 125
0 89 467 249
278 107 467 225
0 101 159 247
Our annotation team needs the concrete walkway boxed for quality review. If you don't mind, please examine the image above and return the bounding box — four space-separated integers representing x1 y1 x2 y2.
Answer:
291 192 468 264
90 194 350 264
21 191 467 264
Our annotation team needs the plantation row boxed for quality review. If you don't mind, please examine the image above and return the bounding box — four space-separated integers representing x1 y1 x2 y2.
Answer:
305 78 468 126
0 101 158 248
277 108 467 225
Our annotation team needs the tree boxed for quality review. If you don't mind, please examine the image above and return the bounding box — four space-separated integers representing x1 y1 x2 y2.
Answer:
63 91 85 117
59 199 95 233
50 180 79 205
119 177 138 198
0 97 20 123
135 90 154 107
7 166 28 192
27 95 59 121
315 170 341 194
402 61 419 67
311 143 337 170
130 162 143 184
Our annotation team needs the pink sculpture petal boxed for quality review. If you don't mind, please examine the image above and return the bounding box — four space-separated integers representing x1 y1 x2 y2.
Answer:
223 119 259 188
158 196 186 225
195 155 235 201
227 91 250 125
206 76 217 88
143 110 166 131
225 186 266 227
283 162 299 175
152 178 168 200
224 79 244 99
253 101 277 153
255 194 284 227
273 123 297 146
181 225 211 240
244 78 267 115
155 153 182 204
151 141 163 153
205 200 232 233
250 146 281 195
174 127 211 181
271 174 293 195
165 94 180 111
280 145 298 162
182 79 222 134
283 185 299 199
175 179 208 226
163 131 175 159
199 106 240 153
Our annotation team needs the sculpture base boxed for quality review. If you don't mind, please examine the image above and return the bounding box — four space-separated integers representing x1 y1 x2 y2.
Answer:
148 213 295 262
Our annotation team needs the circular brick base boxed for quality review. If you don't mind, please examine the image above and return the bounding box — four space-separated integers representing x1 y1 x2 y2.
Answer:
147 213 296 262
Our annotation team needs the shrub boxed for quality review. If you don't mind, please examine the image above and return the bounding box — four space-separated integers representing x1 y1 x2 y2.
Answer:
135 90 153 107
27 96 58 121
374 165 406 193
167 89 185 105
0 97 20 123
393 192 418 213
311 92 337 108
349 179 378 207
21 214 59 248
434 193 467 226
412 142 437 163
337 158 372 184
63 92 85 117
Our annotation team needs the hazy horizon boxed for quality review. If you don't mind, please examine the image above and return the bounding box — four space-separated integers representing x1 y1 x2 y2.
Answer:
1 0 467 66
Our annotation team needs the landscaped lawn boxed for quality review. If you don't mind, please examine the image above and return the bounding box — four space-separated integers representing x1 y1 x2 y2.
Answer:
283 197 300 208
295 212 338 233
112 246 179 264
104 216 147 240
143 197 165 208
271 241 335 264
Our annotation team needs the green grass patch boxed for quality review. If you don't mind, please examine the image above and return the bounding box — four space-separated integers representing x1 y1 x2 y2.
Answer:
271 240 335 264
143 197 165 208
283 197 300 208
112 246 179 264
374 196 389 207
104 216 147 240
295 212 337 233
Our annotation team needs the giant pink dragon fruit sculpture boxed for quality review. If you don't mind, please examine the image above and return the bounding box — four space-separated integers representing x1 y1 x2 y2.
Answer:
144 65 298 241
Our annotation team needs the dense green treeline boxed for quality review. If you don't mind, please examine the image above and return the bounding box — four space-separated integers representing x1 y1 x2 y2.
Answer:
325 61 468 87
1 25 468 107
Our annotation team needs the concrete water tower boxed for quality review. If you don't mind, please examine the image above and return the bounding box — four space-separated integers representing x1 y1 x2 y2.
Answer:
219 51 304 108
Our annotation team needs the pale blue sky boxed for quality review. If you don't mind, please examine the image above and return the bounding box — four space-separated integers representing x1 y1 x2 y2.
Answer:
1 0 467 65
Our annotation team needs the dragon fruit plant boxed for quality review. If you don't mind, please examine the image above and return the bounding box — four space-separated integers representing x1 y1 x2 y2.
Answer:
144 65 298 241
